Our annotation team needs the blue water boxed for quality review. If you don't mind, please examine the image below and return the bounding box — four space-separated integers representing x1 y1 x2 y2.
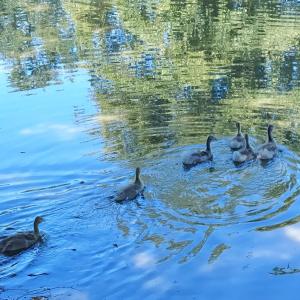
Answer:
1 0 300 299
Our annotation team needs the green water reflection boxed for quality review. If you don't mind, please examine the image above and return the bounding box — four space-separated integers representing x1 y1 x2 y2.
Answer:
1 0 300 159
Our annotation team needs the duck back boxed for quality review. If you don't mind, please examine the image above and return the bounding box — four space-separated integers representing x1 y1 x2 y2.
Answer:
116 182 144 202
0 232 39 256
183 151 211 166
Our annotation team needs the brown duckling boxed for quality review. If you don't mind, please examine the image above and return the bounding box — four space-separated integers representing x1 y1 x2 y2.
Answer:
0 216 44 256
232 134 256 163
230 122 246 150
115 167 144 202
183 135 217 167
257 124 277 160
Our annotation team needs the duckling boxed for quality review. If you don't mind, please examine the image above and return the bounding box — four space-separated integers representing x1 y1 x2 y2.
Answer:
232 134 256 163
230 122 245 150
183 135 217 167
0 216 44 256
257 124 277 160
115 167 144 202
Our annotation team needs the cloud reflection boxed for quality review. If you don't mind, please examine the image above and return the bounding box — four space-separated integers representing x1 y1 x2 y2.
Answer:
20 123 81 140
133 251 156 269
284 225 300 243
251 249 291 260
143 276 171 293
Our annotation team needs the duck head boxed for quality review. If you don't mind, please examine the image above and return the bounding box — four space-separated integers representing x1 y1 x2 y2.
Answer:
268 124 274 132
206 135 217 151
207 135 217 142
35 216 44 225
34 216 44 235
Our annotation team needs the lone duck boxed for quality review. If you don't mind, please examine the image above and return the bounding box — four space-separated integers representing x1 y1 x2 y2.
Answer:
115 167 144 202
230 122 245 150
0 216 44 256
232 134 256 163
183 135 217 167
257 124 277 160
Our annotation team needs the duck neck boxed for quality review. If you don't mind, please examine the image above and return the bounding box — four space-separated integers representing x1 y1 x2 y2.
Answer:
268 127 273 142
206 139 211 153
245 136 250 149
34 220 40 236
237 123 241 136
135 170 140 184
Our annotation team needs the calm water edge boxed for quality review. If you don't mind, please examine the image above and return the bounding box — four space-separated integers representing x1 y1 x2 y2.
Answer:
1 0 300 299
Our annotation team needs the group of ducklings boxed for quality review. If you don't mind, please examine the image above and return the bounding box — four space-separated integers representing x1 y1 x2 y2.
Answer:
0 123 277 256
114 122 277 204
182 122 276 166
230 122 276 162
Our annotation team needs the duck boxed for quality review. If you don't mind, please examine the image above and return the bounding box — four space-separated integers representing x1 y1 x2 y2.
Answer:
183 135 217 167
232 133 256 163
230 122 245 150
115 167 144 202
0 216 44 256
257 124 277 160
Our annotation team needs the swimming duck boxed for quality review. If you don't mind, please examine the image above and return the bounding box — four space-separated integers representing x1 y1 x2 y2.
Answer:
0 216 44 256
183 135 217 167
232 134 256 163
230 122 245 150
257 124 277 160
115 167 144 202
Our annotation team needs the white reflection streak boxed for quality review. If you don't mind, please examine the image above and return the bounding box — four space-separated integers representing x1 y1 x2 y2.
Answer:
198 263 217 273
133 252 171 293
20 123 81 140
144 276 171 292
133 252 156 269
251 249 290 260
51 289 89 300
284 225 300 243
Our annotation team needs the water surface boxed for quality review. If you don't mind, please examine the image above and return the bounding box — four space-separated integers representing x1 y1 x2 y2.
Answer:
1 0 300 299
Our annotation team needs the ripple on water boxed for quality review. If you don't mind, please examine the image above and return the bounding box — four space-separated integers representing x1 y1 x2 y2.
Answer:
142 138 300 227
1 138 300 296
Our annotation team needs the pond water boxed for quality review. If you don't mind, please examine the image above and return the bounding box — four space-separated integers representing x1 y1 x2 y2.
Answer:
1 0 300 299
